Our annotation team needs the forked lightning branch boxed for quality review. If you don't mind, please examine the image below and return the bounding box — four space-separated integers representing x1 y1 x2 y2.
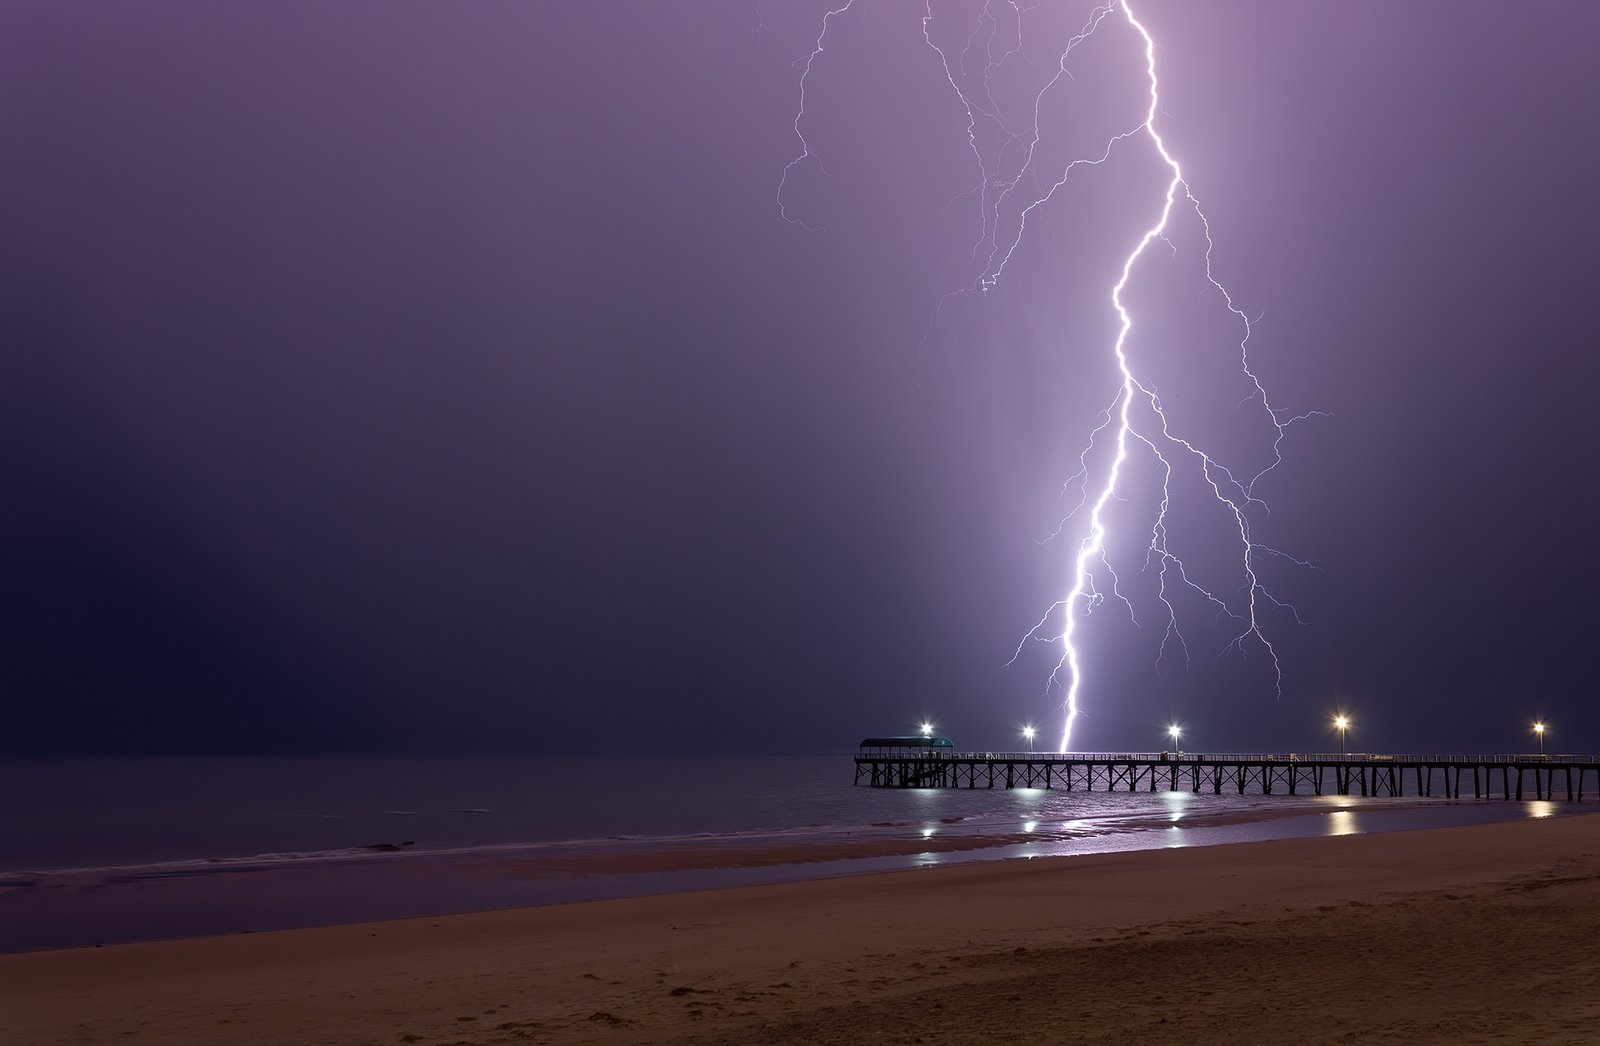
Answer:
780 0 1319 751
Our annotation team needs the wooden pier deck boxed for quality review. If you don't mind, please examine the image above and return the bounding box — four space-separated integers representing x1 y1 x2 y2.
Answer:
853 751 1600 799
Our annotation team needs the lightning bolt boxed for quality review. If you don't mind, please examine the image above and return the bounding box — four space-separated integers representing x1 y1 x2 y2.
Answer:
781 0 1322 753
778 2 858 232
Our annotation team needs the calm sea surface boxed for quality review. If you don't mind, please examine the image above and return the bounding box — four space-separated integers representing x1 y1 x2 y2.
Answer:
1 755 1592 951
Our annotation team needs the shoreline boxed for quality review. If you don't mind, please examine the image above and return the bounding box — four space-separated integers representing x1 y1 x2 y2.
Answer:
8 814 1600 1043
3 795 1593 954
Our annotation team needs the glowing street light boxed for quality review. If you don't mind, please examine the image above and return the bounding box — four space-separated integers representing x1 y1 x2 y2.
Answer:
1167 724 1181 759
1023 725 1036 754
919 721 933 738
1534 721 1546 757
1334 715 1350 757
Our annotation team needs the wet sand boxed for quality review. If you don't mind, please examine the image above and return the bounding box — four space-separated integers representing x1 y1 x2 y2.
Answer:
7 814 1600 1044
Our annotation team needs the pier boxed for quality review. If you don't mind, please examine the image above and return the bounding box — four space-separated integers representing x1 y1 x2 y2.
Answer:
853 749 1600 799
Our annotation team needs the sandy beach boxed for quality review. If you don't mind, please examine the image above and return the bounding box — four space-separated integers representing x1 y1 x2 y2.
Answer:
7 814 1600 1045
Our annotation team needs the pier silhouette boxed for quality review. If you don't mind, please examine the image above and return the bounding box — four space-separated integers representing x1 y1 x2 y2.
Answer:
853 748 1599 799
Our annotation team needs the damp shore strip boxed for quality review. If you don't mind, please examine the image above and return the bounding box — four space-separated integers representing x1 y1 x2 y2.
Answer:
7 812 1600 1045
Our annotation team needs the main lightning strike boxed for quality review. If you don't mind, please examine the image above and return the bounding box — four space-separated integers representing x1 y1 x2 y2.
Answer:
1037 1 1320 751
780 1 1316 752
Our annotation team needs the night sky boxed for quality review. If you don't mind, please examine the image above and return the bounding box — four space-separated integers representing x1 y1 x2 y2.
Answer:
5 1 1599 756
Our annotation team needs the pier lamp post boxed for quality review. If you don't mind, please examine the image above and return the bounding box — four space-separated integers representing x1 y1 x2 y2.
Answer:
1535 721 1546 756
920 721 933 738
1335 715 1350 757
1168 724 1181 759
1023 726 1036 753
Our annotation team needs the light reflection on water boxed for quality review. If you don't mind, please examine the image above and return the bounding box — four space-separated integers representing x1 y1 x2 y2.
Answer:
1326 809 1356 836
956 784 1590 849
895 791 1598 874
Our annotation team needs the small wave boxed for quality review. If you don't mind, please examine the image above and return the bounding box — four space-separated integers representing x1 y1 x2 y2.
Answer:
0 820 1040 888
382 810 418 817
452 808 491 814
197 849 371 865
9 843 438 888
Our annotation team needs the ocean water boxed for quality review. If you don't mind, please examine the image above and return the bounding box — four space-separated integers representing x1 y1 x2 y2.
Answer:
1 755 1591 952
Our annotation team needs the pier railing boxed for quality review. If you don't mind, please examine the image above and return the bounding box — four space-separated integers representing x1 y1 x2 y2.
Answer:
868 751 1596 764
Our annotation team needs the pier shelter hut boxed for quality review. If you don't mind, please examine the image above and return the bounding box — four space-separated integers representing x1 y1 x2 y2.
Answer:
857 736 955 754
856 736 955 786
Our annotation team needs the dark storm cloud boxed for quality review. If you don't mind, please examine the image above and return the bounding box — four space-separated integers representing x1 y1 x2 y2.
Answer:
3 1 1598 754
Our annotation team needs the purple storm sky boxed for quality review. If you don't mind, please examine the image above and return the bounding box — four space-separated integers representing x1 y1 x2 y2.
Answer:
3 1 1599 755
